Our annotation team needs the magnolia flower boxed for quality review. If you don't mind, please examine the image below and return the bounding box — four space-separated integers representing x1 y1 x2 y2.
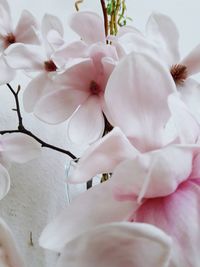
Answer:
0 133 41 200
116 12 200 123
0 0 40 84
0 218 24 267
5 14 64 113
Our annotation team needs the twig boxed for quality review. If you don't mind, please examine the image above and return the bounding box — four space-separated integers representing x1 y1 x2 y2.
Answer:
0 84 77 160
100 0 109 36
75 0 84 11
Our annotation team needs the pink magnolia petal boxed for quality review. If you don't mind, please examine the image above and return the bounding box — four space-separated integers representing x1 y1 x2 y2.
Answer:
67 96 104 145
46 29 64 51
23 73 55 113
42 13 64 40
0 163 10 200
181 44 200 76
178 79 200 124
70 127 138 183
111 146 193 202
1 133 41 163
0 218 24 267
146 12 180 66
134 179 200 267
69 11 105 44
34 88 89 124
0 56 15 84
168 93 200 144
55 58 95 91
14 10 40 45
105 52 176 152
57 222 172 267
52 41 88 68
5 44 44 71
39 181 134 252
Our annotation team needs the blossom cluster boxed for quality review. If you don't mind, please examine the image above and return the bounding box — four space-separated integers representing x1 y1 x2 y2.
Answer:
1 0 200 266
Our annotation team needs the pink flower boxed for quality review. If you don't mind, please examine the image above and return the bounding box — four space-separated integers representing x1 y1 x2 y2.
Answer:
0 0 40 84
5 14 64 113
0 133 41 200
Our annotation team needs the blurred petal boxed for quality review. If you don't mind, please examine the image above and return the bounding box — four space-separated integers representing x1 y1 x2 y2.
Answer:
70 127 138 183
57 222 172 267
46 29 64 51
23 73 55 112
0 0 12 35
134 179 200 267
0 217 24 267
168 93 200 144
5 44 44 71
0 164 10 200
105 52 176 152
14 10 40 45
39 181 134 252
69 11 105 44
34 88 89 124
1 133 41 163
181 44 200 76
67 96 104 145
0 56 15 84
111 145 193 202
146 12 180 66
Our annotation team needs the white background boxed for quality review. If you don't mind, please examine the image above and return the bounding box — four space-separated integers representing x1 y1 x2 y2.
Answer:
0 0 200 266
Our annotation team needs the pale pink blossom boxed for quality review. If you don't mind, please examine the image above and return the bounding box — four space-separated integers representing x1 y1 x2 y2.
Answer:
5 14 64 113
0 133 41 200
0 0 40 84
0 217 24 267
56 222 172 267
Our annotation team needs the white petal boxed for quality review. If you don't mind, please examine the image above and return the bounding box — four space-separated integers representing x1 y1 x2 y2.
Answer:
57 223 172 267
67 96 104 145
0 56 15 84
0 217 24 267
181 44 200 76
1 133 41 163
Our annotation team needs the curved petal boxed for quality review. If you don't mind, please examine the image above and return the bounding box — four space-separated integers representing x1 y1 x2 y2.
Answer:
134 179 200 267
0 0 12 36
181 44 200 76
1 133 41 163
111 146 193 202
46 29 64 51
34 88 89 124
69 127 138 183
0 164 10 200
69 11 105 44
168 93 200 144
52 41 88 68
146 12 180 66
0 56 15 84
14 10 40 45
0 217 24 267
39 181 134 252
67 96 104 145
23 73 55 112
105 52 176 152
5 44 44 71
42 14 64 55
55 58 95 91
57 222 172 267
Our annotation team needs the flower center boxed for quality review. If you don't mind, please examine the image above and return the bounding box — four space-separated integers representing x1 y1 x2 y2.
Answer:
89 80 101 95
44 60 57 72
170 64 188 85
4 33 16 48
